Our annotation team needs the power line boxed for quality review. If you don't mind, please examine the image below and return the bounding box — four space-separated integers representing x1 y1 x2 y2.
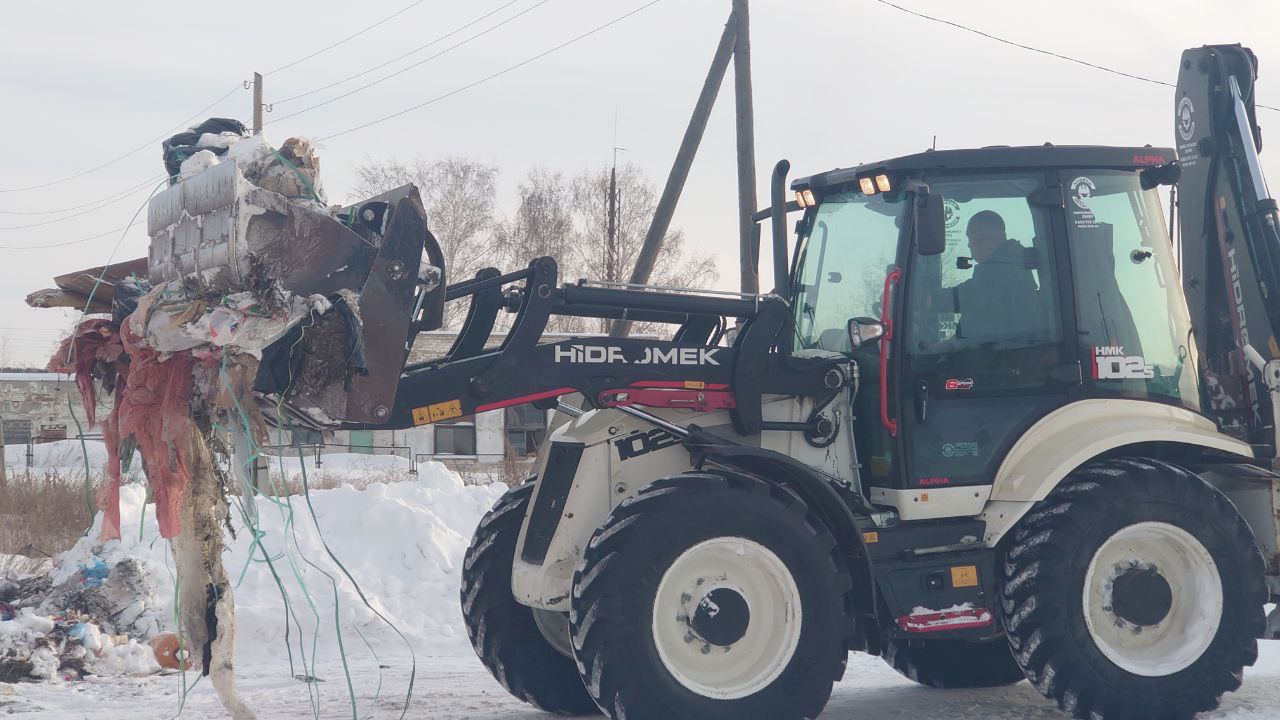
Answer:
1 176 164 250
263 0 429 76
0 222 140 251
869 0 1280 113
0 85 243 193
319 0 666 142
266 0 554 125
272 0 525 106
0 176 162 215
0 177 163 230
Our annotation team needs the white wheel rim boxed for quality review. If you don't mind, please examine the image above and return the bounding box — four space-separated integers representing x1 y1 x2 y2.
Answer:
651 537 803 700
1082 521 1222 677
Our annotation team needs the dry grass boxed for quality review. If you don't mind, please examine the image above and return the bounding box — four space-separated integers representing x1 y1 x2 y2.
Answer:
0 470 96 558
257 467 419 495
453 456 536 487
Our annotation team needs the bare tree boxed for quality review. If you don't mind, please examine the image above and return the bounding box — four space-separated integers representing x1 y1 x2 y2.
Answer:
497 167 576 267
495 168 583 333
569 164 719 333
349 158 717 336
350 157 502 327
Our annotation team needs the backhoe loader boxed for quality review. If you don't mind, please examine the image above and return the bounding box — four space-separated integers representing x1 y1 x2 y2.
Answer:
32 43 1280 720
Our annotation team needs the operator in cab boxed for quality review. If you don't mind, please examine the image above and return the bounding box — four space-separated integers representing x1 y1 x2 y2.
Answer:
949 210 1037 342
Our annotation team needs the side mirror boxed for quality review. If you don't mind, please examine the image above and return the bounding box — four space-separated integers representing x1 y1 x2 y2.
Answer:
848 316 885 349
914 191 947 256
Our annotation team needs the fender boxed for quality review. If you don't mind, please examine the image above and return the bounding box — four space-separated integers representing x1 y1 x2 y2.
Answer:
981 398 1253 545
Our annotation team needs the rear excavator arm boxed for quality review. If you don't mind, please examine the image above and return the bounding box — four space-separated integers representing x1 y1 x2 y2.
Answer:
1175 44 1280 459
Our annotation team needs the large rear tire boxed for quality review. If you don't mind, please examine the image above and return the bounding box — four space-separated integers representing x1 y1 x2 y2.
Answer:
569 473 853 720
882 637 1024 688
461 482 599 715
1000 457 1266 719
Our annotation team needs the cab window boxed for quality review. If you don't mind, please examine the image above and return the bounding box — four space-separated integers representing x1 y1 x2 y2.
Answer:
904 173 1064 392
1063 171 1198 408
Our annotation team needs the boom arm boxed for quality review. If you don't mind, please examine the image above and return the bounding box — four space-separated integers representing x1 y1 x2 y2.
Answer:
1175 44 1280 456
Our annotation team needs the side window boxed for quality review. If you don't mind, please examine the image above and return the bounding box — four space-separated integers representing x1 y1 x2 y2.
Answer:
905 173 1064 391
1064 172 1198 407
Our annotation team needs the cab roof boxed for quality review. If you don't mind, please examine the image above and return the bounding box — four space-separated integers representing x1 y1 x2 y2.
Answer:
792 144 1176 190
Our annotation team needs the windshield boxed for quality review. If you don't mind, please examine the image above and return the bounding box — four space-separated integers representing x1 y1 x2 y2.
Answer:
792 191 905 352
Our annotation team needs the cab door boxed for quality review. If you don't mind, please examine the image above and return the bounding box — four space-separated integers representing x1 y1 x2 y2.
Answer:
894 171 1078 499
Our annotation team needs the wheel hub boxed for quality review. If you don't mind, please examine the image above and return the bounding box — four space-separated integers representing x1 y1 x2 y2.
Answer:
1110 566 1173 627
651 537 803 700
690 587 752 647
1082 521 1222 677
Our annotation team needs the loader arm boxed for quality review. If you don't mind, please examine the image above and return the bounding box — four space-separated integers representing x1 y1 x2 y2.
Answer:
1175 44 1280 457
364 256 847 436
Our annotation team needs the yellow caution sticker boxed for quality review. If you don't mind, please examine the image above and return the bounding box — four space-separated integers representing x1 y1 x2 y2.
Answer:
412 399 462 426
862 531 880 544
950 565 979 589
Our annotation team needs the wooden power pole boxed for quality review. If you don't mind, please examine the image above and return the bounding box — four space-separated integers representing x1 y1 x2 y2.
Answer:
732 0 759 297
252 72 264 135
613 1 759 336
0 408 7 489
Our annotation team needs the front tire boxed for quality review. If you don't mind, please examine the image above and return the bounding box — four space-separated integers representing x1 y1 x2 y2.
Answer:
461 482 599 715
1000 457 1266 719
569 473 853 720
882 637 1024 688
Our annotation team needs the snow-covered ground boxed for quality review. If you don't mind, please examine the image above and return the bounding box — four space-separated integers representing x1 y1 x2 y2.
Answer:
3 454 1279 719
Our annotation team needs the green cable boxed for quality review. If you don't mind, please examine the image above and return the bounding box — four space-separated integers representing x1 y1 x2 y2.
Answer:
222 384 325 719
65 395 95 520
296 446 417 720
270 149 323 204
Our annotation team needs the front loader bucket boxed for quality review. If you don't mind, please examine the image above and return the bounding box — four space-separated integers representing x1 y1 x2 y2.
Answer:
147 159 446 425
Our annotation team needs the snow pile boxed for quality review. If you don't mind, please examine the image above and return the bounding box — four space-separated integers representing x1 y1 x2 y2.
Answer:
49 461 505 660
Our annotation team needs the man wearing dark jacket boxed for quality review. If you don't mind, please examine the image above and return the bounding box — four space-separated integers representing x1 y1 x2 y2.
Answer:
951 210 1038 343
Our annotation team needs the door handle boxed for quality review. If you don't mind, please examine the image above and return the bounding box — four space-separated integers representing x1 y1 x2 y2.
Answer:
880 268 901 437
916 381 928 423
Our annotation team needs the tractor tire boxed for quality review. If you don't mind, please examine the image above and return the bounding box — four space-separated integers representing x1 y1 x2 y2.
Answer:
460 481 599 715
882 637 1024 688
1000 457 1266 720
569 473 853 720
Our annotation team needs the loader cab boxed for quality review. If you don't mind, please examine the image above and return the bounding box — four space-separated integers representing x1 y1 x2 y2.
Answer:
790 146 1195 502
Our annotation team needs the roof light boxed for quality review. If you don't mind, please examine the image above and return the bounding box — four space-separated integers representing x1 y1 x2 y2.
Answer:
801 188 816 207
875 174 892 193
795 190 809 208
859 177 877 195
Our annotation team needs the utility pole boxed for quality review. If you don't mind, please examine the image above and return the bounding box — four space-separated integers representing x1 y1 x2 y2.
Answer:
0 408 7 489
611 12 737 337
607 163 619 283
252 72 264 135
732 0 759 296
607 114 623 286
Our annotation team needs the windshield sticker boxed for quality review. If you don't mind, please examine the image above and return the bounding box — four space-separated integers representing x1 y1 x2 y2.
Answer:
944 198 962 248
1069 176 1100 229
942 442 979 458
1093 345 1154 380
944 378 974 391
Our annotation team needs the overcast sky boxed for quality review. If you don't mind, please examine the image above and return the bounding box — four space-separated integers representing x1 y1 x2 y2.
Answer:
2 0 1279 366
